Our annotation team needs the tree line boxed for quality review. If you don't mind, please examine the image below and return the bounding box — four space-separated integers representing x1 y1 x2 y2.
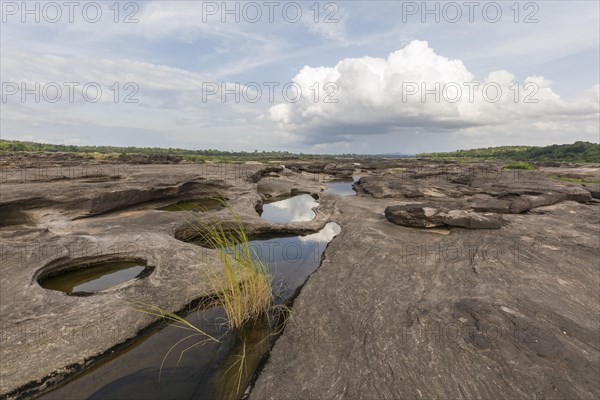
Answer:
418 141 600 163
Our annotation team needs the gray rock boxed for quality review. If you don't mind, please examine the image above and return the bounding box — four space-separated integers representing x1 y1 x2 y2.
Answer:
385 203 447 227
583 183 600 199
251 196 600 400
355 176 425 198
0 163 335 397
385 204 503 229
469 199 511 214
564 187 593 202
509 193 567 213
440 209 503 229
451 174 472 185
247 166 283 183
2 157 599 399
256 175 322 200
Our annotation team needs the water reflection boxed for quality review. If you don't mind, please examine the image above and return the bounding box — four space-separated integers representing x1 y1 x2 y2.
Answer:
324 176 360 197
258 194 318 223
39 262 147 294
242 222 341 299
42 223 341 400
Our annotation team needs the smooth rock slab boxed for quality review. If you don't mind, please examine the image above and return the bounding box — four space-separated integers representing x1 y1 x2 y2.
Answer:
250 196 600 400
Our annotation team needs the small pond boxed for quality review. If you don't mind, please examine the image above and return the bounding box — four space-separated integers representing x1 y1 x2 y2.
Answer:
39 261 149 294
41 223 341 400
324 176 360 197
257 194 318 223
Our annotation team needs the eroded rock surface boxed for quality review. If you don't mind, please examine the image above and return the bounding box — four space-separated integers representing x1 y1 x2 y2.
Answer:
0 162 334 398
251 203 599 400
250 162 600 400
1 157 599 399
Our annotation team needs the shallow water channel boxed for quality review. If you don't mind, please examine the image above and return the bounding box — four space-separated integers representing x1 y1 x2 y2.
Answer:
40 222 341 400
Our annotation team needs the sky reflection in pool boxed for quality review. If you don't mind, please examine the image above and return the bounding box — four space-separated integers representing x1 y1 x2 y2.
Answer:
324 176 360 197
39 262 147 294
242 222 341 299
258 194 318 223
42 223 341 400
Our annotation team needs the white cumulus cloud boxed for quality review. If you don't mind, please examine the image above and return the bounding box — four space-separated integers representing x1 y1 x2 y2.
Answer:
268 40 599 147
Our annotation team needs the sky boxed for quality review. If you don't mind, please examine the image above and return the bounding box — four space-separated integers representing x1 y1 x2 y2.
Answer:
1 0 599 154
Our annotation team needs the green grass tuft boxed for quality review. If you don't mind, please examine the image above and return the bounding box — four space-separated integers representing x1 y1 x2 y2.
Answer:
133 200 292 395
188 206 273 330
503 161 538 170
550 175 600 184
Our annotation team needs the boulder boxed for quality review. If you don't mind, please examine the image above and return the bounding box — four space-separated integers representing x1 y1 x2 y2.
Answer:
450 174 472 185
439 209 503 229
582 183 600 199
468 199 511 214
509 193 567 213
385 204 446 227
564 187 593 202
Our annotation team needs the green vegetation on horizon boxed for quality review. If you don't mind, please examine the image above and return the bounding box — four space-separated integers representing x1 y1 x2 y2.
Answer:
418 141 600 163
2 139 599 162
0 139 389 161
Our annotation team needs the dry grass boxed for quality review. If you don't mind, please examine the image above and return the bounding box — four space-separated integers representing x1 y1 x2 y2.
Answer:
133 200 291 395
189 206 272 330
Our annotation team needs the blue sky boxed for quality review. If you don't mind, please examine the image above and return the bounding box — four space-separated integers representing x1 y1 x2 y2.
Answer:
1 1 599 153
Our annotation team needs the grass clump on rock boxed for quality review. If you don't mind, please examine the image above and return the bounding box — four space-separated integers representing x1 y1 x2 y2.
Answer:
503 161 538 170
550 175 600 184
134 201 292 398
195 212 273 330
137 197 280 331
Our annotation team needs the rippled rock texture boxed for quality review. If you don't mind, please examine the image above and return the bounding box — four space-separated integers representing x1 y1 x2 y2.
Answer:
1 156 598 399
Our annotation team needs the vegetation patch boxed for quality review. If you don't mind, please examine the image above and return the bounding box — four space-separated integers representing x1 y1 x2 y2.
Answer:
1 139 345 162
550 176 600 184
503 162 538 170
418 141 600 163
134 205 291 397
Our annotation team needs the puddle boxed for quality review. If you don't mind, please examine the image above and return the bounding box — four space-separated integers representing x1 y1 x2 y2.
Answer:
324 176 360 197
257 194 318 223
238 222 341 300
41 306 269 400
38 261 149 294
40 223 341 400
158 197 226 212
